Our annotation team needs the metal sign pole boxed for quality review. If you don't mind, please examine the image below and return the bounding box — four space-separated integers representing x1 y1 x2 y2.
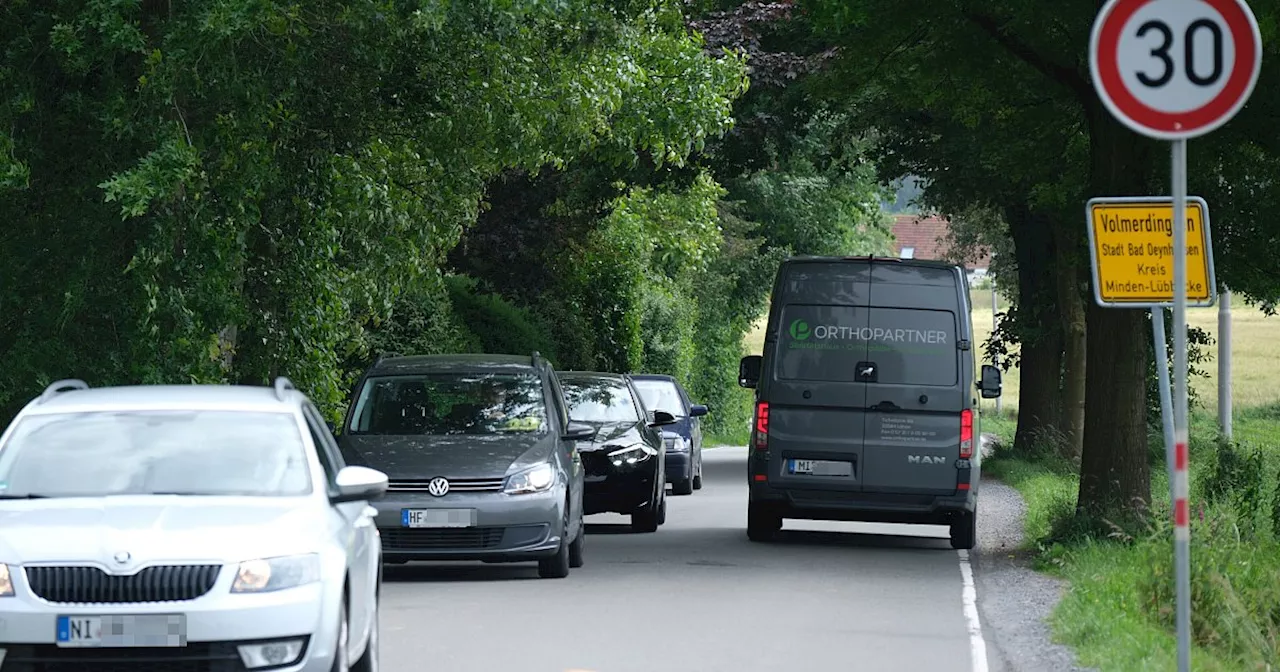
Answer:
1151 308 1175 486
1219 286 1233 440
1171 138 1191 672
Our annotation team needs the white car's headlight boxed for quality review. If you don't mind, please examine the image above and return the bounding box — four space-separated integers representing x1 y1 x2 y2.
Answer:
504 463 555 495
608 443 657 467
231 554 320 594
0 563 13 597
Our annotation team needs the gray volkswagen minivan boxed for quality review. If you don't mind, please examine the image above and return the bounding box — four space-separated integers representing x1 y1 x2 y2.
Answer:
737 256 1002 549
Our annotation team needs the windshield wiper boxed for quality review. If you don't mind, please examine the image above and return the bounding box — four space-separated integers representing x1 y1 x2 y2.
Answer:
0 493 49 499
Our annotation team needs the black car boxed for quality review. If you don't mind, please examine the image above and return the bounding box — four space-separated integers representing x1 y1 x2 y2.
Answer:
558 371 677 533
336 353 592 578
630 374 709 495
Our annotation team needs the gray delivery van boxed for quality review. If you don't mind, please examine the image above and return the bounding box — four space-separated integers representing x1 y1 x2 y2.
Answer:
737 256 1002 549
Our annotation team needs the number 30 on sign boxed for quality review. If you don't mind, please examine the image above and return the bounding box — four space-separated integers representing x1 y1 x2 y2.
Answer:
1090 0 1262 140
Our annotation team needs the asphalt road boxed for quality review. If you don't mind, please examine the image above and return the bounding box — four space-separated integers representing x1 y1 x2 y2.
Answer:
379 446 987 672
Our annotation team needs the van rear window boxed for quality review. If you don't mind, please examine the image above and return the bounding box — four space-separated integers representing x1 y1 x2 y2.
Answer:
776 304 958 386
866 307 958 386
776 304 869 382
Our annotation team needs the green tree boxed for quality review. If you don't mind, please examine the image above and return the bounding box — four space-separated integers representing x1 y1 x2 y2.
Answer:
0 0 747 422
801 0 1280 519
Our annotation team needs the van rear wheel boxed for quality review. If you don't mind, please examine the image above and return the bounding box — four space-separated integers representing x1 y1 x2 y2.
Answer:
949 510 976 550
746 501 781 542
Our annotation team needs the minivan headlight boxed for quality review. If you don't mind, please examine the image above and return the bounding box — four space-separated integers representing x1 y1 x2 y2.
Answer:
231 554 320 593
664 436 688 453
0 563 13 597
505 463 555 495
608 444 656 467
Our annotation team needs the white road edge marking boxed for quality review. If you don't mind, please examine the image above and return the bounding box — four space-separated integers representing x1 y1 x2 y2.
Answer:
957 549 990 672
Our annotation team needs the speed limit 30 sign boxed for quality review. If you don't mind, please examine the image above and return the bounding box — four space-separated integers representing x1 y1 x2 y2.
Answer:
1090 0 1262 139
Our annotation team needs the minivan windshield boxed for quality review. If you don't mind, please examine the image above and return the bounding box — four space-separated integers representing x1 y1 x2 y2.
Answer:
778 304 958 386
347 373 547 435
632 379 685 417
0 410 312 498
561 378 641 423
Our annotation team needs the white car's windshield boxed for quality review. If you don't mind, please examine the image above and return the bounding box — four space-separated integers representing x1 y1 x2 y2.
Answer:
632 380 686 417
0 410 313 498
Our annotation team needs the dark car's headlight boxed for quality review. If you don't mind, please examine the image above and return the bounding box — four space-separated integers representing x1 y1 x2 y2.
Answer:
608 444 656 468
665 435 688 453
505 463 556 495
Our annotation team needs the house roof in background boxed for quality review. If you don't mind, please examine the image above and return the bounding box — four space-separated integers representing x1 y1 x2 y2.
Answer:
890 215 991 269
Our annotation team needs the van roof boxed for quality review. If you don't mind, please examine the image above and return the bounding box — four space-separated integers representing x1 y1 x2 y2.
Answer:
781 255 963 271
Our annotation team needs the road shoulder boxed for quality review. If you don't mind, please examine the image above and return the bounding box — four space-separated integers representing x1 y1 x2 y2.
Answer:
973 474 1096 672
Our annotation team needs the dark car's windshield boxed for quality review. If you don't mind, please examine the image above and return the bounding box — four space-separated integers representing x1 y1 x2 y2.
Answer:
347 373 548 435
632 379 686 417
561 378 641 423
0 410 313 498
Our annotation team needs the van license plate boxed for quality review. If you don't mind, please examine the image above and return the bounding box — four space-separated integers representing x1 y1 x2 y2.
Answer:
788 459 852 477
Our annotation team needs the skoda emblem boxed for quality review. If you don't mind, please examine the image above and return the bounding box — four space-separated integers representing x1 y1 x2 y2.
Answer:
112 551 131 564
427 477 450 497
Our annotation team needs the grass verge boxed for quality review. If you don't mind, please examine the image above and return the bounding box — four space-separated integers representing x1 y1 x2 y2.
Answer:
987 409 1280 671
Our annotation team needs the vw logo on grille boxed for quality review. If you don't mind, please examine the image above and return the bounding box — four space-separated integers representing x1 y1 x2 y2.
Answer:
112 551 131 564
427 477 450 497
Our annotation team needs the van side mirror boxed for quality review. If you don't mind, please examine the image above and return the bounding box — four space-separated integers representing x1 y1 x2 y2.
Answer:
689 404 709 417
738 356 762 388
979 364 1002 399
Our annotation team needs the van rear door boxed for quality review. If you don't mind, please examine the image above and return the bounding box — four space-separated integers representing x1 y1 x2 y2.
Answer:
860 264 966 495
765 261 872 493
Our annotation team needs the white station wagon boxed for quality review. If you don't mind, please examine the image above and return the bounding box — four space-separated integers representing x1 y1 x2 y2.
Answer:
0 378 388 672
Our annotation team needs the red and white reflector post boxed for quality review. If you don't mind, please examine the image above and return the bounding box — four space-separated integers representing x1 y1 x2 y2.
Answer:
1089 1 1261 670
1173 433 1190 541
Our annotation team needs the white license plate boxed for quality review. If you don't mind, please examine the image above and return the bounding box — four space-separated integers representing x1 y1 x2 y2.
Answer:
788 459 852 477
56 614 187 648
402 508 475 528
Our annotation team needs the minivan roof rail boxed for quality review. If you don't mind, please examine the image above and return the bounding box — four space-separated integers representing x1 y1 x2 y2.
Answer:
272 377 296 401
39 379 89 403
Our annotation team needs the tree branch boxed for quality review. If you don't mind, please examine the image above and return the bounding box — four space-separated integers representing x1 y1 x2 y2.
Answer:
961 10 1092 105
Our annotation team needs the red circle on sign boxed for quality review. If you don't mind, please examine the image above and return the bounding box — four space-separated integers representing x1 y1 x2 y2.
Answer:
1093 0 1261 137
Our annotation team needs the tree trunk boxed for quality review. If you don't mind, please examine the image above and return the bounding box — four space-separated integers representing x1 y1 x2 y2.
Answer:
1078 302 1151 516
1050 215 1087 462
1077 108 1157 518
1006 204 1064 453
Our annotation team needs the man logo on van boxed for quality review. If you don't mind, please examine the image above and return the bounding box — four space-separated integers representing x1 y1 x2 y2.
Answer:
907 455 948 465
789 319 811 341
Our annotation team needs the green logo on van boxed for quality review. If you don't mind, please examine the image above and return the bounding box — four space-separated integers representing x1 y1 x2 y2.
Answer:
789 319 811 341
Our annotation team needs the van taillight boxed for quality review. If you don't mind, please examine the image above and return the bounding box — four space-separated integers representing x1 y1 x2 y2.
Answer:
959 409 973 459
753 401 769 450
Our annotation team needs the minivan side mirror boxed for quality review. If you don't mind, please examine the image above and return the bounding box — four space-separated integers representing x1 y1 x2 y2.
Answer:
649 410 678 427
689 403 709 417
564 421 596 441
332 466 389 504
738 355 762 388
978 364 1002 399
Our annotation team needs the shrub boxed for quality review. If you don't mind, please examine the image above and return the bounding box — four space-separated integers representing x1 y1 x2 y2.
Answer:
444 275 558 362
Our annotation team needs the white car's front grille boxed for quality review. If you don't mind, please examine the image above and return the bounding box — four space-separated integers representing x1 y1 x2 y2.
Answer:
24 564 222 604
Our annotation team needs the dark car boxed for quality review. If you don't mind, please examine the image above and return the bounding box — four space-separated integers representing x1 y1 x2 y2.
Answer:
557 372 677 533
630 374 709 495
336 353 592 578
